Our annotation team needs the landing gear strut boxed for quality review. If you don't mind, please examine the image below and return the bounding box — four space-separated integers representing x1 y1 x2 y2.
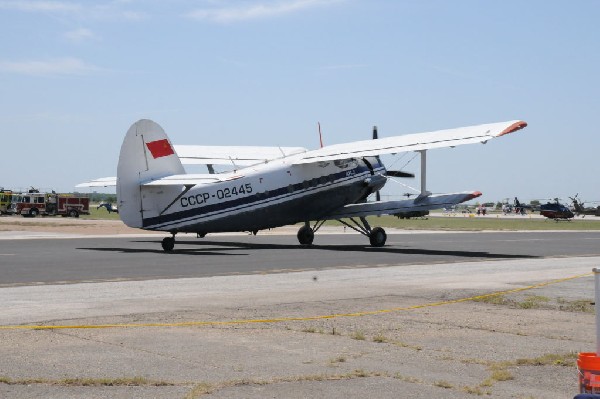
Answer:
296 218 387 247
161 233 176 252
337 217 387 247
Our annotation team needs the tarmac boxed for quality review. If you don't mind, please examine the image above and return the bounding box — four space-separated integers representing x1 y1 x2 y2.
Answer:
0 218 599 398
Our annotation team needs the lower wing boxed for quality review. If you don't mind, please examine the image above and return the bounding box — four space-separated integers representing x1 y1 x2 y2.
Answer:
326 191 481 219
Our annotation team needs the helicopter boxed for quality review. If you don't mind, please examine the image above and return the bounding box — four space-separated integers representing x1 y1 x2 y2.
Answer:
540 198 574 221
570 194 600 218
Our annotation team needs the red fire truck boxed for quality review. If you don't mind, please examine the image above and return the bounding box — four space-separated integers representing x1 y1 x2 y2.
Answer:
8 190 90 218
0 189 12 214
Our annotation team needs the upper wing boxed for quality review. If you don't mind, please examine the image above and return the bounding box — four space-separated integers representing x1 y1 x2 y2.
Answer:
174 145 307 166
327 191 481 219
292 120 526 164
76 120 525 187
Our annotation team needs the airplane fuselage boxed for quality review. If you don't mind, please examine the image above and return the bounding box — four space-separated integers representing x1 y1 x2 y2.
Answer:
139 156 386 234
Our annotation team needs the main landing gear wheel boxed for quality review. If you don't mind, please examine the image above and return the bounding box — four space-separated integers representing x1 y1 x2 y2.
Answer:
369 227 387 247
161 236 175 252
297 225 314 246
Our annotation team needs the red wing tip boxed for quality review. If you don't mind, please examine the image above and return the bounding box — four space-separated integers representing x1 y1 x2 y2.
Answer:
499 121 527 137
467 191 483 201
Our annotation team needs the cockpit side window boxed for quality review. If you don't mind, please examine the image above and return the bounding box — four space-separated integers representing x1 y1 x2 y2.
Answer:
334 159 358 169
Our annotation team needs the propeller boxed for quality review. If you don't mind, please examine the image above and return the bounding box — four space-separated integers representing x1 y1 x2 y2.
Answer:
386 170 415 178
371 126 415 202
372 126 382 201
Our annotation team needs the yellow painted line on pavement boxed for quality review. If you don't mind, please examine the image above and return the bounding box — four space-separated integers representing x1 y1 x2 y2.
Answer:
0 272 591 331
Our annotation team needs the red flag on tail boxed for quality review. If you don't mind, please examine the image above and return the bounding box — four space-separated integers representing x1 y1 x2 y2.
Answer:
146 139 174 159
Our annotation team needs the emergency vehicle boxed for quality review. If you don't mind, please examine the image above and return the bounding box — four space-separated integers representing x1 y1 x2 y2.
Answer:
0 189 12 214
8 190 89 217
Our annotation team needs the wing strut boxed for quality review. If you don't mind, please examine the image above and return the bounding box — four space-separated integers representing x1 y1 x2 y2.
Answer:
336 217 373 236
419 150 430 196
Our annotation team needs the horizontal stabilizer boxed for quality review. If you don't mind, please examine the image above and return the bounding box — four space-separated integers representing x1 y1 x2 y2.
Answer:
327 191 482 219
75 177 117 188
141 173 239 186
76 172 245 188
174 145 307 165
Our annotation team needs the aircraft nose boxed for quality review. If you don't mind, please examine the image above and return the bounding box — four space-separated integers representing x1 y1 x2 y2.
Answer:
364 175 387 191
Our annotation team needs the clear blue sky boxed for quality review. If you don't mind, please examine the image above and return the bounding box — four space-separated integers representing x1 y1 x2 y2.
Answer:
1 0 598 205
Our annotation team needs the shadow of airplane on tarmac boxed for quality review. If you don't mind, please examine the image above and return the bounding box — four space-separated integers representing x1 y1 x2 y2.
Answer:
79 238 539 260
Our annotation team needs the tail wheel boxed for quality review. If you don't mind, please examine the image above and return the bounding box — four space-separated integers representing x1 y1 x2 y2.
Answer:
297 225 314 246
161 236 175 252
369 227 387 247
68 209 79 218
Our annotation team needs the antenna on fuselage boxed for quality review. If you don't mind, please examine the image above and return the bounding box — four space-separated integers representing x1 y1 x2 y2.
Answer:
318 122 324 148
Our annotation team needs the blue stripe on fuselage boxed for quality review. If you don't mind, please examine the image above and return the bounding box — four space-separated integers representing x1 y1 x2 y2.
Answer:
142 165 383 230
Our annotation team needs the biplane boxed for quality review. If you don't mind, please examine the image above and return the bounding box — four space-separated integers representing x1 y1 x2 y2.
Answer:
78 119 527 251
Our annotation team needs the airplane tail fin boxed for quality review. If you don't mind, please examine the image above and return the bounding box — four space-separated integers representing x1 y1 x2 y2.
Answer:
117 119 185 228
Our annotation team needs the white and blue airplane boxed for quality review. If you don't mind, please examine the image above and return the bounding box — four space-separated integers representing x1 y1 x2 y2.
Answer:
78 119 527 251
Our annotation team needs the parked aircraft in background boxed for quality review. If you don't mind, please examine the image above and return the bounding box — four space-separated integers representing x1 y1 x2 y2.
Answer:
97 202 118 214
500 197 535 215
512 197 533 215
393 194 429 219
540 199 574 221
570 194 600 217
78 119 527 251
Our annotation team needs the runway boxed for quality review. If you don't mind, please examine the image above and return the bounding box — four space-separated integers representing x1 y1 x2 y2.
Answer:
1 231 599 286
1 229 600 398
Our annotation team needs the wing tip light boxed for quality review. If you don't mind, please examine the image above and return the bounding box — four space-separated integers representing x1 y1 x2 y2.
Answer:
499 120 527 137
